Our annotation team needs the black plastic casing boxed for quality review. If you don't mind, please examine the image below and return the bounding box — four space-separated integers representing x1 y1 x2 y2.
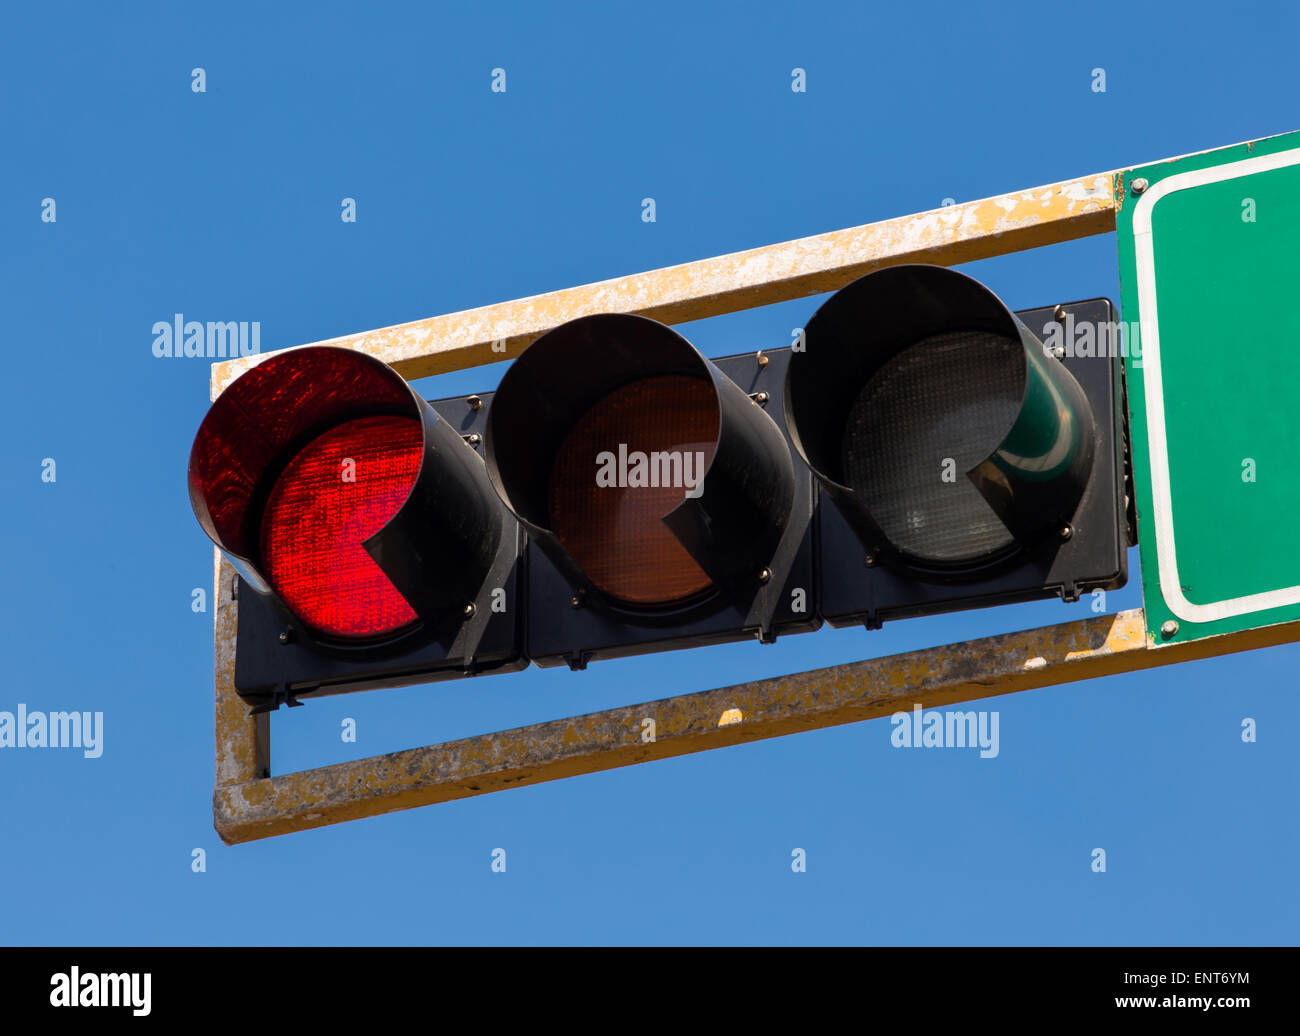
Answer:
518 345 821 670
815 299 1132 628
232 391 527 708
230 299 1131 700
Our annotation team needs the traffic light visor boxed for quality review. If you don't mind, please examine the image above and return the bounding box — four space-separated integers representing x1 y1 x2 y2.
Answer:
189 346 502 640
487 313 793 609
787 265 1095 572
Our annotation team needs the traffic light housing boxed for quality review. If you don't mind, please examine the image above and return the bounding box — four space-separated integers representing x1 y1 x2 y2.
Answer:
786 265 1130 628
189 346 526 708
484 314 819 669
190 265 1131 707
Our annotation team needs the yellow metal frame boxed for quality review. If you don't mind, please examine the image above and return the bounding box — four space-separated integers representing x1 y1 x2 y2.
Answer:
210 174 1114 401
207 164 1296 845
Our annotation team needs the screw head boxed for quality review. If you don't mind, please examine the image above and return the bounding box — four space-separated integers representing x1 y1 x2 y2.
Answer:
758 568 772 584
462 603 476 618
864 552 878 567
756 350 769 367
466 395 483 410
1131 177 1149 195
1059 524 1074 541
278 630 291 644
1160 620 1178 639
754 391 770 405
570 594 583 609
466 433 481 445
1053 304 1067 322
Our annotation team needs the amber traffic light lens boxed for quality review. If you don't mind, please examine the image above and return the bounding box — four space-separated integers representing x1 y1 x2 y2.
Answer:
548 375 718 608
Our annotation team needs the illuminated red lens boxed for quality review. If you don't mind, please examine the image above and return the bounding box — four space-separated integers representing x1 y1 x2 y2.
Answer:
261 415 423 638
548 376 718 608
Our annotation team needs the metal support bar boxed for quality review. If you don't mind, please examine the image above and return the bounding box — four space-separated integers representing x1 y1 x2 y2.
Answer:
209 173 1116 400
213 604 1300 844
214 554 268 788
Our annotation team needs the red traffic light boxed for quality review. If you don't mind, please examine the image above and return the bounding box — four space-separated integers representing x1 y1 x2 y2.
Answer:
189 346 506 644
260 414 424 637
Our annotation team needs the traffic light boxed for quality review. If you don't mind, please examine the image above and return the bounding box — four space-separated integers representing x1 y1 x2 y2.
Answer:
484 314 819 668
785 264 1130 628
190 265 1132 707
189 346 526 709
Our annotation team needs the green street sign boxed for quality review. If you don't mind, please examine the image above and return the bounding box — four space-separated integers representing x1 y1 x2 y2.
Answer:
1116 129 1300 646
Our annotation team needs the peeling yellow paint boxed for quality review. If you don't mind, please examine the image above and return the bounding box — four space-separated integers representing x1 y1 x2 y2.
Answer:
208 172 1118 401
213 553 268 795
212 607 1300 845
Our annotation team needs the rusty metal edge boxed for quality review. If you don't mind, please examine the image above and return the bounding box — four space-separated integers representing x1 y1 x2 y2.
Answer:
215 553 267 790
208 172 1118 400
213 608 1300 844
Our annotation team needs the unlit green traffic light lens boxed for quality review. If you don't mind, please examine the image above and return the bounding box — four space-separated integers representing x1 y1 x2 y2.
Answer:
841 329 1023 565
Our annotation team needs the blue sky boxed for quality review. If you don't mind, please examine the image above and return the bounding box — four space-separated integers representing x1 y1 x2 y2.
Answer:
1 0 1296 945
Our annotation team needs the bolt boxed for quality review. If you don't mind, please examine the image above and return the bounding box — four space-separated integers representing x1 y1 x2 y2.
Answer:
466 395 483 410
754 391 770 405
756 350 769 367
1160 620 1178 639
466 433 481 445
1131 177 1148 195
278 629 292 644
758 568 772 584
462 603 476 618
1059 524 1074 541
1053 304 1067 322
